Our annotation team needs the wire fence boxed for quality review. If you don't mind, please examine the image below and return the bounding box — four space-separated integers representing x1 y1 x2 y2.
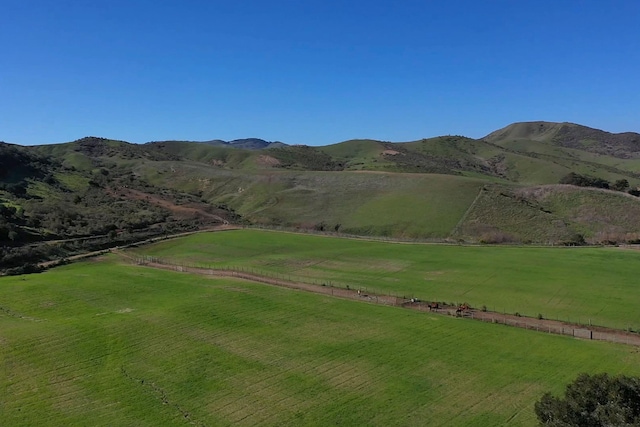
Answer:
131 255 640 346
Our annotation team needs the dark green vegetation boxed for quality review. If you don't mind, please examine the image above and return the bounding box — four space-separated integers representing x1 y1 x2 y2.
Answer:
131 229 640 331
2 257 640 426
535 373 640 426
4 121 640 273
0 138 238 273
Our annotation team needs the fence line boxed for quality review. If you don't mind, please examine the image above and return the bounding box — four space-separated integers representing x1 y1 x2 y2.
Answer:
132 256 640 346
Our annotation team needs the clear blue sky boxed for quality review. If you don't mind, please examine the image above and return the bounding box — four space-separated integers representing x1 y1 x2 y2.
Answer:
1 0 639 146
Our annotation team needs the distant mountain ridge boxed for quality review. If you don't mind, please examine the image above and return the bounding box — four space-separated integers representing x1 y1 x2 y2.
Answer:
147 138 287 150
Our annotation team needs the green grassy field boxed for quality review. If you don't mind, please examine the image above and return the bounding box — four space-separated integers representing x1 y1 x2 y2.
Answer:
2 258 640 426
131 229 640 330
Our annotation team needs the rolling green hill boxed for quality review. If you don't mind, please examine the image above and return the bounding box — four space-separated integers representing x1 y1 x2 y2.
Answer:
4 121 640 272
485 121 640 158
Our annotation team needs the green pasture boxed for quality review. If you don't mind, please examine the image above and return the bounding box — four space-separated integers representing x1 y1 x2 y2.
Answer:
2 259 640 426
131 229 640 330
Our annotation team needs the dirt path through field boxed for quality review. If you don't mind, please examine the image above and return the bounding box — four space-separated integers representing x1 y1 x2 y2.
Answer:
125 257 640 347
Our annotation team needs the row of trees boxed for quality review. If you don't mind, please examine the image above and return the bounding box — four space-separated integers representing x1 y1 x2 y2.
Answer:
559 172 631 191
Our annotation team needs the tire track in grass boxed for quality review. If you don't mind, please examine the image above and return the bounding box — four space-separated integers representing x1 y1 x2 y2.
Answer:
501 382 541 425
214 327 384 425
423 330 547 424
232 357 324 407
218 394 264 425
232 383 307 426
429 373 489 424
296 353 390 414
400 332 489 419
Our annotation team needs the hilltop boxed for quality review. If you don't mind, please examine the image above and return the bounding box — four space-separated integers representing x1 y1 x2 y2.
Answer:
3 121 640 272
485 121 640 158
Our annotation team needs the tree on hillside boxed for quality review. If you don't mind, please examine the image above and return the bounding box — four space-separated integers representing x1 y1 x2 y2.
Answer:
612 179 630 191
535 373 640 426
560 172 610 189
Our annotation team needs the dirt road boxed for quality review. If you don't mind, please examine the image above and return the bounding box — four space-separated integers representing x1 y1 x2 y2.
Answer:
128 258 640 347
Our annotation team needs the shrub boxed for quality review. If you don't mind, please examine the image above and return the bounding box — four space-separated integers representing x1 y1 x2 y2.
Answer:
612 179 630 191
478 231 516 244
560 172 610 189
535 373 640 426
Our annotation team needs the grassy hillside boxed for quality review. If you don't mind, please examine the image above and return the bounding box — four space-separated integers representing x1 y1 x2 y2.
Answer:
217 171 485 238
2 258 640 426
5 120 640 272
126 156 487 238
318 139 391 170
130 229 640 330
453 184 640 244
485 121 566 143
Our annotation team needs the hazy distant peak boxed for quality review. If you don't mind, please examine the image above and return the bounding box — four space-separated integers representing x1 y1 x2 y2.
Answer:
227 138 284 149
147 138 287 150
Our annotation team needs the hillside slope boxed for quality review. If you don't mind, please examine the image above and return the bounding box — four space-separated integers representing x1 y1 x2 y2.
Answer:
486 121 640 158
4 121 640 272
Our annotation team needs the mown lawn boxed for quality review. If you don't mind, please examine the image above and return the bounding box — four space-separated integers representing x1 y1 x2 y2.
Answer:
132 229 640 330
1 258 640 426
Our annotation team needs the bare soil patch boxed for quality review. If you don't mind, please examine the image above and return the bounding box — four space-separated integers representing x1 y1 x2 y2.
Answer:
382 149 401 156
256 155 281 167
110 187 228 223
